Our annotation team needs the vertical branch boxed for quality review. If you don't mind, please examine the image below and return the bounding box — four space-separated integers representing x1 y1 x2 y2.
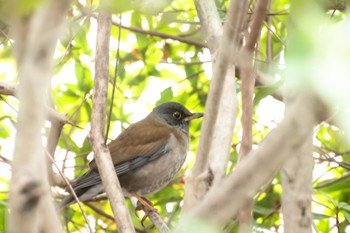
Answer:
266 0 273 64
237 67 255 233
281 129 313 233
238 0 269 231
280 1 317 231
183 0 247 212
193 0 222 51
46 117 65 185
9 0 70 232
89 6 135 233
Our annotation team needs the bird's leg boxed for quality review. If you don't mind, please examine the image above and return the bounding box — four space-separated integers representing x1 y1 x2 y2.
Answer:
131 192 158 226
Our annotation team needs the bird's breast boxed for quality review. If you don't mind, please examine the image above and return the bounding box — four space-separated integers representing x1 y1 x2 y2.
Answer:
119 132 189 196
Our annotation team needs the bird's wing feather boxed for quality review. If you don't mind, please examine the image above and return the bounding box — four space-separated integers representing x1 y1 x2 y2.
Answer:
106 117 173 166
69 169 101 191
68 117 173 191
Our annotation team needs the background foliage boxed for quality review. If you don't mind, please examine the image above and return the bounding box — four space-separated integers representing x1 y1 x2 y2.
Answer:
0 0 350 232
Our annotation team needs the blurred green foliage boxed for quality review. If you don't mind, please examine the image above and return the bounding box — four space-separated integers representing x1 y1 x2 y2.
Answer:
0 0 350 232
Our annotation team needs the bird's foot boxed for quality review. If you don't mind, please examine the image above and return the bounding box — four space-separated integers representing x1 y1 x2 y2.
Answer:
132 194 158 226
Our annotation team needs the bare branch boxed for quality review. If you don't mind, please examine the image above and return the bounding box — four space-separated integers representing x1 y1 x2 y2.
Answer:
46 118 65 185
244 0 270 52
193 0 223 52
181 94 322 228
8 0 70 232
281 131 314 233
47 150 93 232
89 7 135 233
281 89 315 233
183 0 247 211
79 7 206 48
238 0 269 231
0 81 16 96
0 81 67 124
148 211 170 233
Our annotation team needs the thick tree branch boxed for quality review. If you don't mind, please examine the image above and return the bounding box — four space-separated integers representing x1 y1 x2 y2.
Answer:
281 129 313 233
89 8 135 233
280 0 316 231
183 0 246 211
0 81 16 96
0 81 67 124
193 0 222 52
8 0 70 232
178 94 323 230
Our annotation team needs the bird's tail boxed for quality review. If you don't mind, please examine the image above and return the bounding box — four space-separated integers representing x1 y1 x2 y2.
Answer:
57 184 105 210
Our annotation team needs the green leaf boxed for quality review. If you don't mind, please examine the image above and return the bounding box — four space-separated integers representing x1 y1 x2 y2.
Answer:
339 202 350 212
253 205 275 215
131 12 149 50
343 210 350 223
159 87 173 103
58 134 80 154
0 203 6 233
313 212 332 220
0 125 9 138
316 126 350 152
254 81 283 106
145 43 163 67
75 60 93 93
315 175 350 193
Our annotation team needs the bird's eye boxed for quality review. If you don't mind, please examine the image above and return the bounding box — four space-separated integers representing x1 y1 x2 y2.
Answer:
173 111 182 119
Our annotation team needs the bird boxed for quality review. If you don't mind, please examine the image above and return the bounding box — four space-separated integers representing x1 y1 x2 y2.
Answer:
59 102 203 214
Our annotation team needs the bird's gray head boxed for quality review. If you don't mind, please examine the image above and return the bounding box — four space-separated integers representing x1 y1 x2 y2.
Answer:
151 102 203 132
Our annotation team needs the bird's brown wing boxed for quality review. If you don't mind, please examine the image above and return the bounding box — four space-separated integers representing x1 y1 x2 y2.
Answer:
70 118 173 190
108 118 173 168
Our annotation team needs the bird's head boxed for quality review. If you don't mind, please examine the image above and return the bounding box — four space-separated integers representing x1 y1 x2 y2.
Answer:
151 102 203 132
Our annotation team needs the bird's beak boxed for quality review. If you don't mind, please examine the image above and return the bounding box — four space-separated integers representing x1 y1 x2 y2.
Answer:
183 112 204 122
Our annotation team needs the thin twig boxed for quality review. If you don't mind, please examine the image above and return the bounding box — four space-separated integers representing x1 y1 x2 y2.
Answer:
85 202 115 220
105 14 122 144
79 7 207 48
46 150 93 233
314 173 350 189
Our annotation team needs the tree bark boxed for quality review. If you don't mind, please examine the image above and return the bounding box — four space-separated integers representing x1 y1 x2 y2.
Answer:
176 94 322 231
8 1 70 232
183 0 244 213
238 0 269 231
89 7 135 233
279 0 317 230
281 132 313 233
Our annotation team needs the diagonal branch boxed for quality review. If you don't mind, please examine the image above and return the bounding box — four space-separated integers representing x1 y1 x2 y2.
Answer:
183 0 247 212
182 94 323 228
0 81 67 124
